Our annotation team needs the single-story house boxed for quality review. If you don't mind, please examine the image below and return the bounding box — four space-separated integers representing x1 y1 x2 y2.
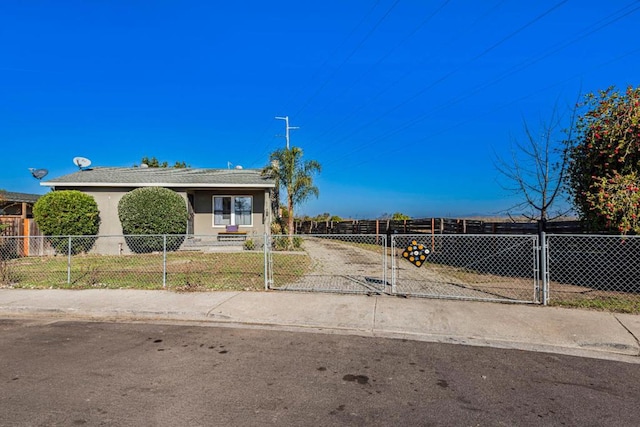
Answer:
40 167 275 240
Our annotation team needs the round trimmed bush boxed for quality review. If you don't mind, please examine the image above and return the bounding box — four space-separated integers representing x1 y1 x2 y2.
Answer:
32 190 100 254
118 187 188 253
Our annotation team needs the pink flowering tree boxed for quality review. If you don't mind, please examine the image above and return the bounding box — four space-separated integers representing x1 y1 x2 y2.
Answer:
567 86 640 234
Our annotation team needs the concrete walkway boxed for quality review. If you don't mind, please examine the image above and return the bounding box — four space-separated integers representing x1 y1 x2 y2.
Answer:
1 289 639 364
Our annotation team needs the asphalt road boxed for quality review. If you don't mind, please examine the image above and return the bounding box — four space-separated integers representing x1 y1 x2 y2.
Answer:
1 318 639 426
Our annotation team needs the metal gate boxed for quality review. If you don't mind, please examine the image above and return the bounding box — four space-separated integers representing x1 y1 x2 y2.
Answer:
265 233 540 303
391 234 541 303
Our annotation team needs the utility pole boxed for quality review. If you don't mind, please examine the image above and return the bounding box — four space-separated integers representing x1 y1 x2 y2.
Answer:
275 116 299 149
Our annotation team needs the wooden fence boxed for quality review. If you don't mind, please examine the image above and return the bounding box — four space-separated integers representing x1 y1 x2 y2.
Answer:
294 218 586 236
0 217 47 256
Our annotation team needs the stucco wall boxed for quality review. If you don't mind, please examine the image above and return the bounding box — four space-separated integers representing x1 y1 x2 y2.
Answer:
83 188 129 236
78 187 133 254
192 189 269 235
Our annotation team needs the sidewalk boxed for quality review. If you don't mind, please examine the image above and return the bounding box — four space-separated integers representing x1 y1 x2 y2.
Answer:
1 289 639 363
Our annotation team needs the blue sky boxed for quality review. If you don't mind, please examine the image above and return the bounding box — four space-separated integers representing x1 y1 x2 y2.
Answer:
2 1 639 218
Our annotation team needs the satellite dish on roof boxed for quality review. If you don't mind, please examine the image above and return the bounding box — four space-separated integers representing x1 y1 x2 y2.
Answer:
28 168 49 180
235 165 243 170
73 156 92 169
140 163 149 168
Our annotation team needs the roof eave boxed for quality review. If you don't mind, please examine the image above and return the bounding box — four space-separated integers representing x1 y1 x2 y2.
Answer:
40 182 275 189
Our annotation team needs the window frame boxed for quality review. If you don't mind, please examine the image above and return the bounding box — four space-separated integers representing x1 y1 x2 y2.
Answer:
212 195 253 227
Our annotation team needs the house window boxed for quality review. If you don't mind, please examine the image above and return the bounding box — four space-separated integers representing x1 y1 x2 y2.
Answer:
213 196 252 226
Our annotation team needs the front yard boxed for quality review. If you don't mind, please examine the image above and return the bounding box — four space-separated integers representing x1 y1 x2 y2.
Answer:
0 252 311 292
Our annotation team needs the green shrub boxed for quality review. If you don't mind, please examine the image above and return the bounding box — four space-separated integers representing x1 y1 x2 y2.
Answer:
273 236 303 251
118 187 187 253
243 239 255 251
32 191 100 254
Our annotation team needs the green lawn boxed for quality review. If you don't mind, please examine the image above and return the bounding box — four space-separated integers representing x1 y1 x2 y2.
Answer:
1 251 311 291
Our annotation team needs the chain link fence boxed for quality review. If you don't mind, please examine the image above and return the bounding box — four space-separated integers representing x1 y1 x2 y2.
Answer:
3 232 640 312
0 234 267 291
1 236 63 286
391 235 540 303
267 234 388 294
546 234 640 312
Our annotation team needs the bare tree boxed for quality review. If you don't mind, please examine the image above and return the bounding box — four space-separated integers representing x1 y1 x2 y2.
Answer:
494 105 576 227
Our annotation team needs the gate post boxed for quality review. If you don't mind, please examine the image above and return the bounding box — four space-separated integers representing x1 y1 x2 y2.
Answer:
264 233 273 290
264 233 268 290
163 235 167 289
538 231 549 305
382 234 387 292
67 236 72 284
390 235 397 295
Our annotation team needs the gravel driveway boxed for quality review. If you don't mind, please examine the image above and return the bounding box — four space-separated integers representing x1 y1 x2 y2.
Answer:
272 237 388 294
272 236 537 302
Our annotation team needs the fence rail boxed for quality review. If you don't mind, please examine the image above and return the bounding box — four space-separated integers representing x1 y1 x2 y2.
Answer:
294 218 587 236
1 233 639 312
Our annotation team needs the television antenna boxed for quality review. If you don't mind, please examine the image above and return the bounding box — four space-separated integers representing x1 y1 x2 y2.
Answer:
275 116 299 149
28 168 49 180
73 156 92 170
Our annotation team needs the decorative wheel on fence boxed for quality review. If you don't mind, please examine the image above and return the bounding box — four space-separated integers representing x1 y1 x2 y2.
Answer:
402 240 430 267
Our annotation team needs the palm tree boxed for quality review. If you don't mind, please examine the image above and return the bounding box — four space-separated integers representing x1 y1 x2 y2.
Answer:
262 147 321 242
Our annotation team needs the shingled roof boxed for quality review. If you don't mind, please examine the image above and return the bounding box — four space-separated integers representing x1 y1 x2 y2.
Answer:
0 190 41 203
41 167 275 188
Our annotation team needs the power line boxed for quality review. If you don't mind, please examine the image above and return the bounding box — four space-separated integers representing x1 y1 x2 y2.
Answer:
308 1 507 146
299 0 452 128
279 1 382 115
292 0 402 119
340 45 640 170
246 1 382 167
249 0 400 167
321 0 640 167
315 0 571 162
